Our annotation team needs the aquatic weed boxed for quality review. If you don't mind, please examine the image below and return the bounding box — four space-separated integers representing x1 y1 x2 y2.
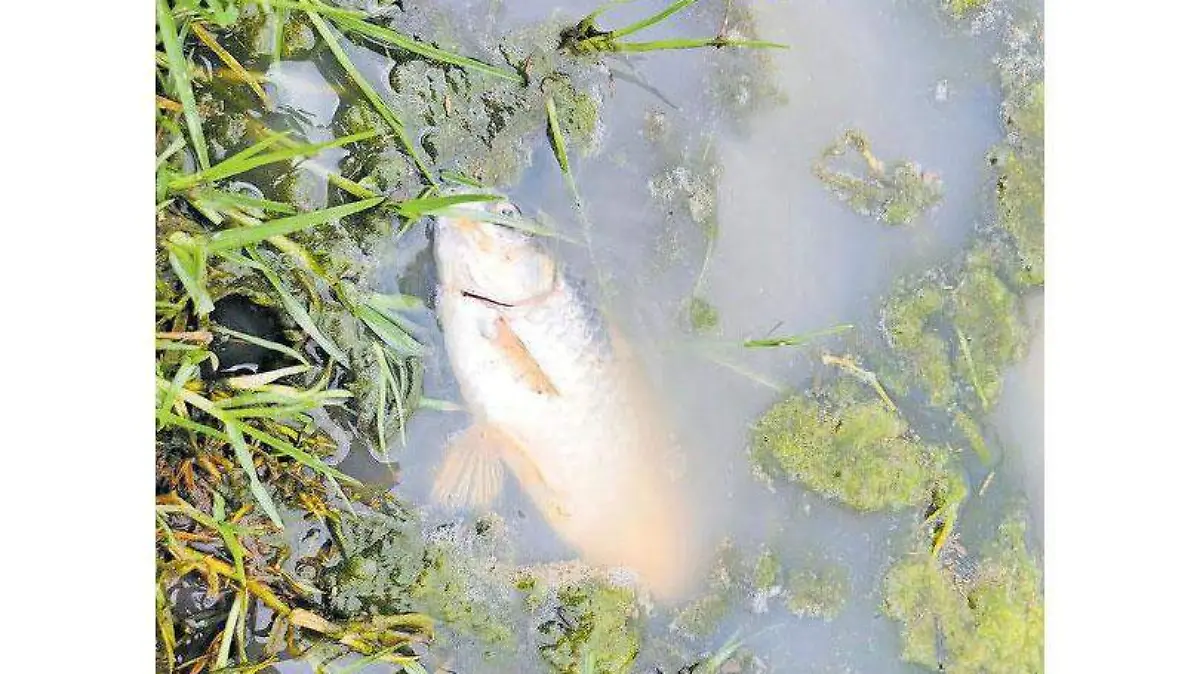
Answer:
813 130 944 226
561 0 787 54
530 579 643 674
751 373 963 513
882 516 1043 673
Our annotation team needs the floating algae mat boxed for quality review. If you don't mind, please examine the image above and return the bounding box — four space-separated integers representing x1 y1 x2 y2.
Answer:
154 0 1043 672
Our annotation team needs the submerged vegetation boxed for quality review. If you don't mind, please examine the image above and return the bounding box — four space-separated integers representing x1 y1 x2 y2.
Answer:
751 373 964 514
671 540 852 644
882 516 1043 672
813 130 944 226
783 564 849 621
742 9 1044 672
526 577 643 674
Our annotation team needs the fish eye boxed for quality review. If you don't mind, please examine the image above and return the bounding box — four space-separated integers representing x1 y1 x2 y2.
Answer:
495 202 522 218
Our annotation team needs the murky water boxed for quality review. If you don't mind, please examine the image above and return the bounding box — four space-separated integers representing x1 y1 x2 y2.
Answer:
266 0 1041 671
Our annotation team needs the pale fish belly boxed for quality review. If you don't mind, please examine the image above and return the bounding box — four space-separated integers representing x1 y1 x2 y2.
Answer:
438 280 698 599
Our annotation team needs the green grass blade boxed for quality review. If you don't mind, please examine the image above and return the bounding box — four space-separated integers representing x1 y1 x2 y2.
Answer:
157 135 188 169
207 197 384 251
156 408 229 441
191 186 298 215
364 292 425 311
545 94 580 206
169 130 378 190
372 343 390 457
306 9 435 184
215 590 244 670
157 0 210 169
272 5 288 63
439 170 484 188
225 419 285 528
742 323 854 348
327 171 381 199
337 643 414 674
165 233 215 315
330 14 521 83
354 303 424 356
613 37 788 52
697 632 744 674
192 21 269 104
226 364 313 389
259 0 362 20
608 0 699 40
390 193 502 218
427 205 571 240
418 397 462 412
157 357 201 421
156 582 177 667
211 324 309 364
246 247 352 367
215 383 352 409
237 421 360 485
214 129 296 167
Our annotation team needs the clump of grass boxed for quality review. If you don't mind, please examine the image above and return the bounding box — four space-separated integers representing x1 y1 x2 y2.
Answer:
561 0 787 54
304 8 434 185
813 130 944 226
158 0 210 170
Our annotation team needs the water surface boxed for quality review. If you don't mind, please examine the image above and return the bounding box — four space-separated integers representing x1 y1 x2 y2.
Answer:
270 0 1041 671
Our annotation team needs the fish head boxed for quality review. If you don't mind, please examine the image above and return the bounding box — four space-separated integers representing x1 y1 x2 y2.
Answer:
433 197 558 306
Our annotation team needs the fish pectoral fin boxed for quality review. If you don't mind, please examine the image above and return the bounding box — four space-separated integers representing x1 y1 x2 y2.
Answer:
431 424 508 510
490 315 560 396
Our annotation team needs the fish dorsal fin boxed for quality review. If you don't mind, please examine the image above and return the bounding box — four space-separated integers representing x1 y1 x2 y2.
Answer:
431 424 507 510
491 315 560 396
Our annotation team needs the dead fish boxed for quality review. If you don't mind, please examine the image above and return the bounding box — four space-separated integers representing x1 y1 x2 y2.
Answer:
430 196 698 600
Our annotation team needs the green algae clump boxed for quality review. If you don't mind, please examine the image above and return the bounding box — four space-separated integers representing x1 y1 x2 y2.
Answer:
317 506 517 650
751 378 961 512
945 0 991 19
671 540 741 639
785 565 849 621
879 279 957 407
877 243 1028 415
993 81 1045 288
813 130 943 226
685 295 721 334
882 517 1043 673
751 548 782 592
535 580 642 674
951 248 1029 410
